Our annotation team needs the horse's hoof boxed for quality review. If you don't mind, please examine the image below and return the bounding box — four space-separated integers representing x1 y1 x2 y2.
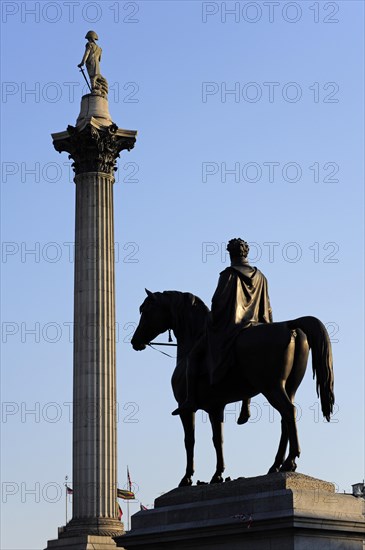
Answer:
210 474 224 484
280 459 297 472
178 476 192 487
268 465 280 474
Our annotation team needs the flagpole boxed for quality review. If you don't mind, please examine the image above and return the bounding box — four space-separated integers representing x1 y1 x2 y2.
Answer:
127 466 131 531
65 475 68 525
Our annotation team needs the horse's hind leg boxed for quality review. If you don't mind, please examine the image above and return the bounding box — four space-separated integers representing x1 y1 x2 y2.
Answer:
268 329 309 473
178 411 195 487
280 329 309 471
265 386 300 472
286 329 309 403
268 420 289 473
209 408 225 484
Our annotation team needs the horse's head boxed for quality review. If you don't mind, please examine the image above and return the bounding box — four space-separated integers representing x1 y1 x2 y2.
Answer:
131 289 171 351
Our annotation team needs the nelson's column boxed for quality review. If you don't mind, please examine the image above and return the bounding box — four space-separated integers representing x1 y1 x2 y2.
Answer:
45 31 137 550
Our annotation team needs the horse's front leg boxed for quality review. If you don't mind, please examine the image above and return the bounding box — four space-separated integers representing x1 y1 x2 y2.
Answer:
209 408 225 484
178 410 195 487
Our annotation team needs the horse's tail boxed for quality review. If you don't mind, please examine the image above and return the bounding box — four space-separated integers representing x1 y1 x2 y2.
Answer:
289 316 334 421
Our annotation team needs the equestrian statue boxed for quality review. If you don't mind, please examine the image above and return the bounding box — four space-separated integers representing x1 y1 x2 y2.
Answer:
131 238 334 487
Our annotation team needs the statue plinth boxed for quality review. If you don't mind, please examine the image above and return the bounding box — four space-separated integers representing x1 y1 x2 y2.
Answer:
45 93 136 550
46 535 119 550
116 473 365 549
76 93 112 128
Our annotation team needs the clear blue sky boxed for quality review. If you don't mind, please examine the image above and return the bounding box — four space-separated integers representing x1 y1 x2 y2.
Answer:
1 1 364 548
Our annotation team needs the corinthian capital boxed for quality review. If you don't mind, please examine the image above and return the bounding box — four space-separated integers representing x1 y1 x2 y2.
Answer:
52 120 137 176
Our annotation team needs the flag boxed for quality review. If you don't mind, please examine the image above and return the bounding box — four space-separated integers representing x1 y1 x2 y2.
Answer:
127 466 132 492
117 488 135 500
140 503 148 511
117 502 123 521
66 485 73 495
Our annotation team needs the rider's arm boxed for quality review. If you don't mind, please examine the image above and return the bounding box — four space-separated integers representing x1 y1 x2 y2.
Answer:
266 286 273 323
79 43 91 66
268 305 273 322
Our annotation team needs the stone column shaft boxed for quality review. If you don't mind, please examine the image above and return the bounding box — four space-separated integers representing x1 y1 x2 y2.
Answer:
73 172 117 522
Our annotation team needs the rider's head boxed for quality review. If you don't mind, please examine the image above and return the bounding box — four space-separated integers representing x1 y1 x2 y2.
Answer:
85 30 99 41
227 238 249 262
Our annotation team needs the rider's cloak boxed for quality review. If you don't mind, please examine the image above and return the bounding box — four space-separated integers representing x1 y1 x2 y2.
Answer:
207 264 273 384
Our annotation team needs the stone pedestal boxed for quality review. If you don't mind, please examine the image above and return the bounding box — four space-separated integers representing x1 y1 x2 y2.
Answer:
46 535 118 550
116 473 365 549
45 96 136 550
76 94 112 127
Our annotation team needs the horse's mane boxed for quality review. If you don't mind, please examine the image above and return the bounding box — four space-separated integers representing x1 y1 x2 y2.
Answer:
151 291 209 345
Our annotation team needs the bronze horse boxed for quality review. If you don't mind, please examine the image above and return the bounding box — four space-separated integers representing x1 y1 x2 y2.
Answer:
131 290 334 487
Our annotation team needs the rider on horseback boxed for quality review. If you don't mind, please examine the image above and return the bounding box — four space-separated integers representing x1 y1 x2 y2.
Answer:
172 238 273 422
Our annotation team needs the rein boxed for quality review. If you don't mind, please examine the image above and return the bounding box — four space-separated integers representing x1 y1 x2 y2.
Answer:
148 326 177 358
148 342 176 359
149 342 177 347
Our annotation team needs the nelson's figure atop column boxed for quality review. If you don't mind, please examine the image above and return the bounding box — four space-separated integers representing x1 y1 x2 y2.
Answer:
78 30 108 97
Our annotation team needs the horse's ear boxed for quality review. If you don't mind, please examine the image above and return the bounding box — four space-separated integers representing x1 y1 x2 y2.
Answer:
145 288 154 298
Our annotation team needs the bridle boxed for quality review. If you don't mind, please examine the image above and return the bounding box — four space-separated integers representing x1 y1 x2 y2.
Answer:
149 328 177 358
